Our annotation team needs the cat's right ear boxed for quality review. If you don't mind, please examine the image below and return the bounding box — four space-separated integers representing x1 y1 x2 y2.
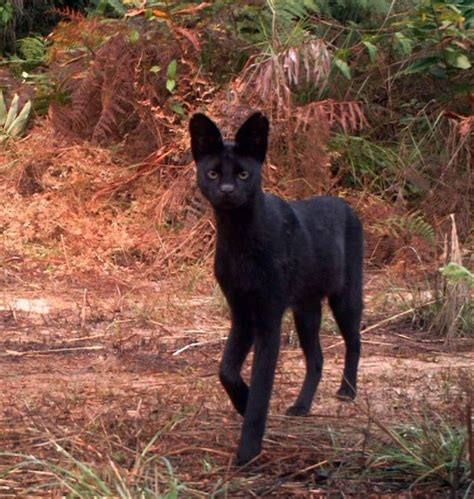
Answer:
234 112 269 164
189 114 224 162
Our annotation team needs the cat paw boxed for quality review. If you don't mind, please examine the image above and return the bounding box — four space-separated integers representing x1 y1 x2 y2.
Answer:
336 385 356 401
286 404 310 416
236 443 261 466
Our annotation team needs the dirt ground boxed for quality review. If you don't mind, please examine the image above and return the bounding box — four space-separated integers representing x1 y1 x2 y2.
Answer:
1 267 472 497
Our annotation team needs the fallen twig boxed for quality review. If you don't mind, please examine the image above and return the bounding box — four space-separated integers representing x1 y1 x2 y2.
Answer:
80 288 88 331
1 345 105 357
324 300 437 352
61 333 106 343
391 332 445 343
172 338 225 356
468 390 473 480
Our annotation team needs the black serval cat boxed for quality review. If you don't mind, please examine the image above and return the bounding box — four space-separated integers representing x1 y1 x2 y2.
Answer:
189 112 364 465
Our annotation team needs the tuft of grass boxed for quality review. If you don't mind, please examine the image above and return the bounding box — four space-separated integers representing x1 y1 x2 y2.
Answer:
329 133 399 194
430 216 473 345
0 422 201 498
362 411 472 495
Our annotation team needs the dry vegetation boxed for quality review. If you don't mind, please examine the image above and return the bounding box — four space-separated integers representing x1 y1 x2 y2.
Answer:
0 2 473 496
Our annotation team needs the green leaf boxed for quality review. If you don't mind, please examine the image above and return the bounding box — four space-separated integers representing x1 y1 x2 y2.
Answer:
333 58 351 80
167 59 177 80
362 41 377 63
107 0 126 15
166 60 177 93
4 93 19 130
0 91 7 126
394 32 412 56
445 52 471 69
94 0 109 15
170 102 184 116
303 0 319 11
6 100 31 137
0 2 13 24
403 56 440 74
429 64 448 79
166 79 176 93
129 30 139 44
150 65 161 74
144 8 155 20
464 10 474 29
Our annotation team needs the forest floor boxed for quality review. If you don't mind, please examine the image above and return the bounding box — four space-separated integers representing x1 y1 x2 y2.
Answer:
1 267 472 497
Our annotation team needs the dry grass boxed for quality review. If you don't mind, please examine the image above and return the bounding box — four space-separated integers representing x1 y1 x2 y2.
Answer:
1 120 215 287
431 215 473 348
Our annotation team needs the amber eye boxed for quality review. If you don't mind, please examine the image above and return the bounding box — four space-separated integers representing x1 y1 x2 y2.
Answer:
238 171 249 180
207 170 219 179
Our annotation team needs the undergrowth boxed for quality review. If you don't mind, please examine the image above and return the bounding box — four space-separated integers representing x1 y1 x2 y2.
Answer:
1 408 471 496
364 413 471 495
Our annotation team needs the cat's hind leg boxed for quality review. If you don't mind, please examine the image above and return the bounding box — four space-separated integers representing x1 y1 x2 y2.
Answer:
286 303 323 416
329 291 362 400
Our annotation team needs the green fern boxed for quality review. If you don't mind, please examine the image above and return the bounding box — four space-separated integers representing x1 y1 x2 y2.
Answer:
374 211 436 245
440 262 474 287
5 36 48 74
236 0 315 49
16 36 47 62
315 0 391 25
329 134 399 192
269 0 316 23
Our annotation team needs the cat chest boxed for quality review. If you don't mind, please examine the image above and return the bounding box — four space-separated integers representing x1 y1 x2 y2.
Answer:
214 248 283 294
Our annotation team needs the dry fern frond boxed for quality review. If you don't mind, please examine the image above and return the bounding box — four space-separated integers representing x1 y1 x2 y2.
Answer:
92 146 174 201
295 99 368 133
237 39 331 110
47 16 115 60
50 28 198 160
50 6 87 23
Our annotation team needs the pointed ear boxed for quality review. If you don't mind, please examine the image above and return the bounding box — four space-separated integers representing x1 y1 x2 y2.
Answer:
234 112 269 163
189 113 223 162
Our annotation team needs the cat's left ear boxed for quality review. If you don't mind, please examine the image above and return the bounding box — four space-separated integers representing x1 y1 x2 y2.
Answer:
235 112 269 164
189 113 224 162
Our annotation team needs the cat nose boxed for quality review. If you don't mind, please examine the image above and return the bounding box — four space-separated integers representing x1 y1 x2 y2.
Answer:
220 183 235 194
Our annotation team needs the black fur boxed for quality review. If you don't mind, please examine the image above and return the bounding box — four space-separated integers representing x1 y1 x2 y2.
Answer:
189 112 364 465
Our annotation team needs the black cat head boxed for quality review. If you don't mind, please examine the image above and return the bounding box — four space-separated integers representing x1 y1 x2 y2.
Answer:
189 112 269 210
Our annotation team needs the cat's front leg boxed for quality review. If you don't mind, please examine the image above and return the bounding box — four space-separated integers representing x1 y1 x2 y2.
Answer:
236 316 282 465
219 314 254 416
